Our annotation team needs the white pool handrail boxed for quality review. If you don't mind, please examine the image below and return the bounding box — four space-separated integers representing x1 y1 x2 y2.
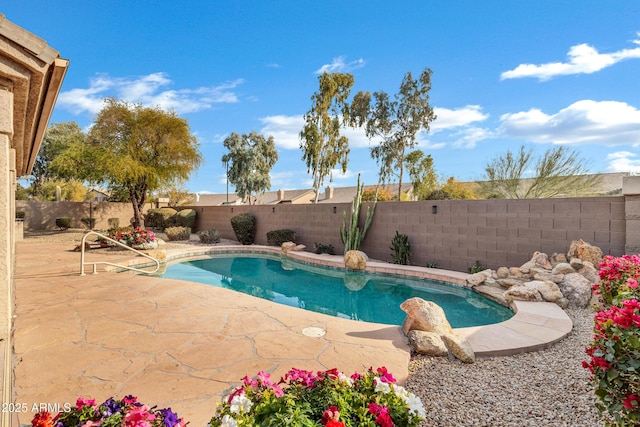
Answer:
80 230 160 275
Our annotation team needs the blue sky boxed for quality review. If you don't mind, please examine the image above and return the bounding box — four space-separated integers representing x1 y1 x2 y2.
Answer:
6 1 640 194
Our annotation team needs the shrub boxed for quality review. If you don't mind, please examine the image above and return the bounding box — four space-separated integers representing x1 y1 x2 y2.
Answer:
107 217 120 229
390 231 411 265
55 217 71 230
80 217 96 230
198 228 220 244
145 207 177 229
106 227 156 247
468 260 485 274
164 226 191 241
175 208 197 228
426 261 439 268
584 254 640 425
15 211 25 220
230 213 256 245
314 242 335 255
266 229 296 246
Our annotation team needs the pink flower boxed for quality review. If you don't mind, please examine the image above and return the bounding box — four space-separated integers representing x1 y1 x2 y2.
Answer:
284 368 317 387
368 402 394 427
82 421 102 427
377 366 397 383
76 397 96 410
322 405 340 425
627 278 639 289
124 404 156 427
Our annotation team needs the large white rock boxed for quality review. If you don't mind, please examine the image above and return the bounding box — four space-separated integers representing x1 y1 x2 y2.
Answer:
407 330 448 356
400 297 453 336
558 272 592 308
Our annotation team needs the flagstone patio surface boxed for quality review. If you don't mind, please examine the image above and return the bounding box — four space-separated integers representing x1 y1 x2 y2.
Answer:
12 239 572 426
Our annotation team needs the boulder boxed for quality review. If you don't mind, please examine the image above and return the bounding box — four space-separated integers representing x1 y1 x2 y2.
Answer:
530 251 553 270
466 269 492 286
503 284 543 303
549 253 568 267
532 271 564 284
509 267 525 277
579 261 600 284
400 298 453 336
441 333 476 363
567 239 604 266
558 272 592 308
407 331 448 356
281 241 297 254
344 250 367 270
570 257 584 271
496 277 528 289
552 263 575 275
293 244 306 252
473 285 509 306
526 280 564 302
496 267 510 279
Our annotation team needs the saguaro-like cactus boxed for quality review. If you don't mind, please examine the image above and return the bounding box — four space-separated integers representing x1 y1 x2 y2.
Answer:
340 175 377 253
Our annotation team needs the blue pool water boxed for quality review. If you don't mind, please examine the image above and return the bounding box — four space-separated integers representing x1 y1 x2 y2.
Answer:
156 254 513 327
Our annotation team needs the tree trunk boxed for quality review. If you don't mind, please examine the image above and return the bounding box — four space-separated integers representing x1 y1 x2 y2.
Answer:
128 182 147 228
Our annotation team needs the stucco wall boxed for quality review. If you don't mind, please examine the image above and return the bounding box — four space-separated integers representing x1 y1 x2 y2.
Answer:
193 196 626 272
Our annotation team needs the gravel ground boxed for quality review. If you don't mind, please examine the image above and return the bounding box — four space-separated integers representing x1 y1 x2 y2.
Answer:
22 230 602 426
405 308 601 427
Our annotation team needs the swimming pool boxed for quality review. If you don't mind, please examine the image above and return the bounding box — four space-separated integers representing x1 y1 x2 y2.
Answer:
156 253 513 328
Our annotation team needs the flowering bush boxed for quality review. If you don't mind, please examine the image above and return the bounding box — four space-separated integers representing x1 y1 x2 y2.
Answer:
592 254 640 309
208 367 425 427
107 227 157 248
31 396 185 427
584 254 640 426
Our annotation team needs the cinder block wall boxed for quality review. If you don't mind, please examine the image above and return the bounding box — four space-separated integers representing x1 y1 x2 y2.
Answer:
15 201 154 231
193 196 626 272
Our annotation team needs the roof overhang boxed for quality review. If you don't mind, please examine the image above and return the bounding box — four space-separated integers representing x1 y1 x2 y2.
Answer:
0 14 69 177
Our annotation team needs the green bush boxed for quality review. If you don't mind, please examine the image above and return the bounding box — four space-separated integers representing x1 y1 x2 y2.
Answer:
468 260 486 274
15 211 25 220
198 229 220 244
107 217 120 229
80 217 96 230
230 213 256 245
175 208 197 228
164 226 191 241
390 231 411 265
145 207 178 230
314 242 335 255
266 229 296 246
55 217 71 230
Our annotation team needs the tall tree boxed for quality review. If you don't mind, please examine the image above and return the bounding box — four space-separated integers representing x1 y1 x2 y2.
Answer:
353 69 436 199
300 72 355 203
222 131 278 204
404 149 437 200
480 145 600 198
52 98 202 227
31 121 85 199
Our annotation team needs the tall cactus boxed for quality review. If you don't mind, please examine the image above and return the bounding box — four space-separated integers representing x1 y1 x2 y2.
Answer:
340 174 377 253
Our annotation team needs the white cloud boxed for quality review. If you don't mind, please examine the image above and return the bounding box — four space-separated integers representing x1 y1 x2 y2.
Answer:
501 33 640 81
606 151 640 173
499 100 640 146
315 56 366 74
431 105 489 132
57 72 244 115
260 115 304 149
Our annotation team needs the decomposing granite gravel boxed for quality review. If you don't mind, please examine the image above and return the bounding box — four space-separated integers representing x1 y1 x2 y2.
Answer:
405 308 601 427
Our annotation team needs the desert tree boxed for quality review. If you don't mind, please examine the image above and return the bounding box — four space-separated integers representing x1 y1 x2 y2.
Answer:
300 72 355 203
352 69 436 199
480 145 600 198
222 131 278 204
51 98 203 227
404 149 438 200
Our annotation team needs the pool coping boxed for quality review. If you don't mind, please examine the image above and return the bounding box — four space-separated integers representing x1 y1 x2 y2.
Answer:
116 244 573 357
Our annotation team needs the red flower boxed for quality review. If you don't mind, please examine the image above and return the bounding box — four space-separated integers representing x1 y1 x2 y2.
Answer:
31 412 54 427
326 421 345 427
322 405 340 425
623 392 639 410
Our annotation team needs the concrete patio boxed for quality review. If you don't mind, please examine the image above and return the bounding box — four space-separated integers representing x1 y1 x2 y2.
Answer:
11 237 572 426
